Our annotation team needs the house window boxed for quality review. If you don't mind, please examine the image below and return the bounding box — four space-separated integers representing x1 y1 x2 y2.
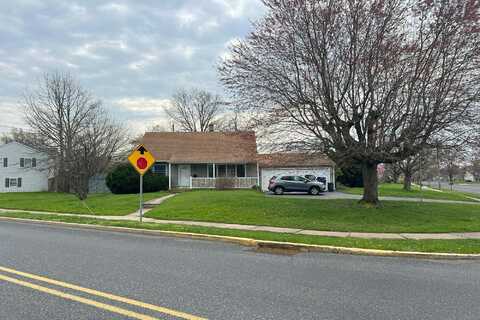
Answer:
216 165 226 177
208 164 214 178
19 158 36 168
6 178 22 188
236 165 246 177
3 158 7 167
9 178 17 187
227 165 236 177
152 164 167 176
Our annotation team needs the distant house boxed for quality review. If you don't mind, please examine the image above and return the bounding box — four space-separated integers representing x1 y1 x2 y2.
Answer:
142 131 336 191
465 171 475 182
0 142 49 192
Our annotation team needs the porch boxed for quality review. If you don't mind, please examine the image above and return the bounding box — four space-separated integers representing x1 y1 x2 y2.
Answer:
152 162 259 189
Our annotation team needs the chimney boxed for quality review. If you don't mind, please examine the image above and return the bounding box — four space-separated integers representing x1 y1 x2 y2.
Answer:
208 123 214 132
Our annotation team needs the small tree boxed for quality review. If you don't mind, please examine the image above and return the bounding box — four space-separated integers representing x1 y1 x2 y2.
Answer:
219 0 480 205
165 88 225 132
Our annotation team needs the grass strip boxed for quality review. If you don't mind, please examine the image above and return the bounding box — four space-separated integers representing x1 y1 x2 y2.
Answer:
2 211 480 254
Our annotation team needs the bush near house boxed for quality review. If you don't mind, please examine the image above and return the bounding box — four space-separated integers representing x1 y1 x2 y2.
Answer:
336 164 363 188
106 163 168 194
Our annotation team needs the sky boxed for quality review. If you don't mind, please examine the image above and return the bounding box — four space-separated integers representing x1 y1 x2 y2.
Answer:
0 0 266 135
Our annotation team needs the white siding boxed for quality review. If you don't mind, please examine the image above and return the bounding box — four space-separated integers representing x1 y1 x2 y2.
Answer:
0 142 49 192
260 167 333 192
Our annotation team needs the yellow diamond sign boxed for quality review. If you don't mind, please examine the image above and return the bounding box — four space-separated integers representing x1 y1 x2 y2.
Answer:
128 144 156 175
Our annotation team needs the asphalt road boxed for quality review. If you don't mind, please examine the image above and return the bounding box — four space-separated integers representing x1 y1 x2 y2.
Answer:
1 221 480 320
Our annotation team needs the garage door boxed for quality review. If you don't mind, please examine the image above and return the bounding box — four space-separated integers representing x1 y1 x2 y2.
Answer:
261 167 332 191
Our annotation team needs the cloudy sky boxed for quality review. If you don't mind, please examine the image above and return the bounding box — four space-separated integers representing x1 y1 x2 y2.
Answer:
0 0 266 134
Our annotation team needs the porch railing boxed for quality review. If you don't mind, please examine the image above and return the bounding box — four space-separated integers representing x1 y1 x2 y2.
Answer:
190 177 258 189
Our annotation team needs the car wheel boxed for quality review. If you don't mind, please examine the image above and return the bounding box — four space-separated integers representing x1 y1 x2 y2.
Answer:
309 186 320 195
274 186 284 195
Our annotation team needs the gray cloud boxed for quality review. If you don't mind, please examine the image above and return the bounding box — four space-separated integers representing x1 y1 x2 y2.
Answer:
0 0 265 133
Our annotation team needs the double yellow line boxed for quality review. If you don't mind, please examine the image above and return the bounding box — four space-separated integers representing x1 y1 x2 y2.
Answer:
0 265 207 320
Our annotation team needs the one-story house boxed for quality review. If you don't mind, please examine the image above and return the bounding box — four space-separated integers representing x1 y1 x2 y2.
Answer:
142 131 336 191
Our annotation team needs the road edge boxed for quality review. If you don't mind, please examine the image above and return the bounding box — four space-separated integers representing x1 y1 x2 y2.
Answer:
1 216 479 260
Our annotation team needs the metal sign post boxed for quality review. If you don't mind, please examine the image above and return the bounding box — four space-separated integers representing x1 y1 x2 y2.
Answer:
139 174 143 223
128 144 156 223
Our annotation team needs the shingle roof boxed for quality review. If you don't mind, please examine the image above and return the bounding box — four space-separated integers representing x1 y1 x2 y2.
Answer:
142 131 258 163
257 153 335 168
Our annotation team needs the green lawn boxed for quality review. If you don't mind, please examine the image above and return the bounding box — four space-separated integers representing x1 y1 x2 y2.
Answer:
339 183 479 201
0 192 167 215
146 190 480 233
2 211 480 254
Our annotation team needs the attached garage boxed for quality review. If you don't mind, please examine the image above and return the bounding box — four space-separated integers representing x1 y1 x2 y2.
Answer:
258 153 336 192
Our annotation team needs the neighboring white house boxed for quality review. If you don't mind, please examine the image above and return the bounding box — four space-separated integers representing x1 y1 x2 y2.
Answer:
0 142 49 192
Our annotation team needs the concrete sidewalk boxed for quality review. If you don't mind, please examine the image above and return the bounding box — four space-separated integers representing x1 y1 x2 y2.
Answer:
2 206 480 240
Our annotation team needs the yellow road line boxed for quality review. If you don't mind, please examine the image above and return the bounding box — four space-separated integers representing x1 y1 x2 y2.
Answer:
0 273 159 320
0 266 207 320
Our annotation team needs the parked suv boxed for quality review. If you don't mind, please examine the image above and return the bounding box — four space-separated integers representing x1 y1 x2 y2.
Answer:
268 175 326 195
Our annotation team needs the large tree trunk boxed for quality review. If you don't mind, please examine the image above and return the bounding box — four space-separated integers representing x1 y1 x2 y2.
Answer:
361 162 379 205
403 171 412 191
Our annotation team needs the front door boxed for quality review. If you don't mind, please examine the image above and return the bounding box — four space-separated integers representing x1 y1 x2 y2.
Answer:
178 165 191 187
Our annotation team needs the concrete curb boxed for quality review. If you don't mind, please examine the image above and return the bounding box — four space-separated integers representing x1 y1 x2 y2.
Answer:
1 216 479 260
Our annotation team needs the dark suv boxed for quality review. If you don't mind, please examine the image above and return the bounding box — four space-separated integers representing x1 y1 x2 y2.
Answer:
268 175 326 195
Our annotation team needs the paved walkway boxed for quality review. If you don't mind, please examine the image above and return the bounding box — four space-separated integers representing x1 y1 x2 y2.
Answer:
126 193 177 218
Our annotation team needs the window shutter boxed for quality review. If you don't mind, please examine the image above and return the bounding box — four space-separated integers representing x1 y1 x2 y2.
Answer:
5 178 9 188
17 178 22 188
20 158 24 167
3 158 7 167
32 158 36 167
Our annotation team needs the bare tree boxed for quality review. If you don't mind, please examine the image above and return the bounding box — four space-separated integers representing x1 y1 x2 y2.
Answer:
439 146 467 186
398 150 436 191
383 162 402 184
70 112 127 200
24 71 126 199
0 128 47 147
219 0 480 205
165 88 225 132
216 105 254 132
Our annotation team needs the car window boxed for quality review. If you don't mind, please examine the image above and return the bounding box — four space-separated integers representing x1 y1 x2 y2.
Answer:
295 176 307 182
280 176 293 181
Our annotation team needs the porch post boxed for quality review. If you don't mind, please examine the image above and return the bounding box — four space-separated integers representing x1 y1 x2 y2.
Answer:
213 163 216 179
256 162 260 187
168 163 172 190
